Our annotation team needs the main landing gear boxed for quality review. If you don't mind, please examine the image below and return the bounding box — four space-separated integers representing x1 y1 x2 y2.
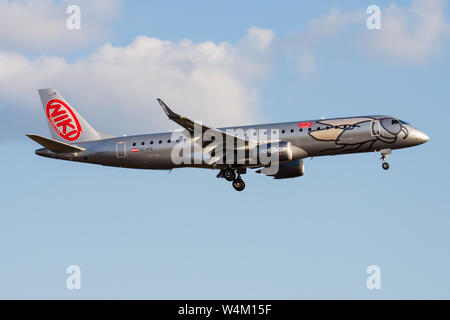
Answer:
232 177 245 192
380 149 391 170
223 168 236 182
217 168 246 191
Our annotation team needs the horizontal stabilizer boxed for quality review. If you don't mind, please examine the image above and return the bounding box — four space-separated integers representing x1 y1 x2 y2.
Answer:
26 134 85 153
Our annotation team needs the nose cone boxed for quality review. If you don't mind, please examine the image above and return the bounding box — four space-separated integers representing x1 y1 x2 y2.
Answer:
412 129 430 145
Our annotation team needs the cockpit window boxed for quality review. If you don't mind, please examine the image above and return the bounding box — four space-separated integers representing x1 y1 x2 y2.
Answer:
381 118 402 135
399 120 409 125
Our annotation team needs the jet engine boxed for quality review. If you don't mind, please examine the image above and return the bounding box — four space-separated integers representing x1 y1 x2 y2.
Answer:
253 141 306 164
256 159 305 179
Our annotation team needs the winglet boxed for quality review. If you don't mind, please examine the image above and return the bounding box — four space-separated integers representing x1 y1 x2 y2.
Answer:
157 98 181 119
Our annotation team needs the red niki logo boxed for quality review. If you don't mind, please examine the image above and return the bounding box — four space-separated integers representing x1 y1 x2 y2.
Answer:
298 121 313 128
46 99 82 141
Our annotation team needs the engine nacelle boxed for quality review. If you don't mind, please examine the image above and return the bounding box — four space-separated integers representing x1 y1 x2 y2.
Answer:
256 159 305 179
253 141 306 164
257 141 292 163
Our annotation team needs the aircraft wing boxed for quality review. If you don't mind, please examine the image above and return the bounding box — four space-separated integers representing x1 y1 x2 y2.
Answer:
157 99 255 165
157 99 251 145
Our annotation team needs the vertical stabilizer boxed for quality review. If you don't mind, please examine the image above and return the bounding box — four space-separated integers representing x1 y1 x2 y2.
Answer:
38 88 111 143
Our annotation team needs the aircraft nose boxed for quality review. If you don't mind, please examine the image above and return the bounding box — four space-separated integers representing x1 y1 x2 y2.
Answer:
413 129 429 145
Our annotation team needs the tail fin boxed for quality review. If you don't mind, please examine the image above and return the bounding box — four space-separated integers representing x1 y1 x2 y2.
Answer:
38 88 113 143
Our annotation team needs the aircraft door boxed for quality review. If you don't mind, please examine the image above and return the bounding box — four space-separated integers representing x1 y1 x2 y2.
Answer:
116 141 126 158
371 120 381 136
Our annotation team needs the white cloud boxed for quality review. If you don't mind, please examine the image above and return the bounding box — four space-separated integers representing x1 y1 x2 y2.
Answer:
305 8 364 41
363 0 450 63
292 0 450 75
291 8 364 75
241 27 275 53
0 0 121 53
0 29 273 136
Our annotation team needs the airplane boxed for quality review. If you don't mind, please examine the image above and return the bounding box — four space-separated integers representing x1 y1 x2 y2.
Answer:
27 88 429 191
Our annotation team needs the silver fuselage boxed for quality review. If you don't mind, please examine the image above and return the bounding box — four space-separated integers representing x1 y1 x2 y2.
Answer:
35 115 429 170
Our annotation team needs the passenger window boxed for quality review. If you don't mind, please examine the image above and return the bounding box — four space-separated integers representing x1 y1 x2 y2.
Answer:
299 128 303 132
308 128 311 131
282 130 285 134
159 140 162 144
141 142 145 146
290 129 294 133
132 142 136 146
150 141 153 144
167 140 171 143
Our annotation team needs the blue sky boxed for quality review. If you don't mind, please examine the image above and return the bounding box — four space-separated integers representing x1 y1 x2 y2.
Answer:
0 0 449 299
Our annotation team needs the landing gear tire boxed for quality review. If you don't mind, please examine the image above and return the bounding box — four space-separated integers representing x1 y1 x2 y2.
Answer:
382 162 390 170
223 168 236 182
232 178 245 191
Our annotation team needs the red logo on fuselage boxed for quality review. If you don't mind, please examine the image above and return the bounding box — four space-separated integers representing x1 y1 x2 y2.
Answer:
298 121 313 128
45 99 82 141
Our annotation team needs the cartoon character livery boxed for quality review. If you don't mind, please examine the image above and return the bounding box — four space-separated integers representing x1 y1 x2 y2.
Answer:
27 88 429 191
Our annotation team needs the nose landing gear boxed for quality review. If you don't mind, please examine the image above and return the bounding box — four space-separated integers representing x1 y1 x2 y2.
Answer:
380 149 391 170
